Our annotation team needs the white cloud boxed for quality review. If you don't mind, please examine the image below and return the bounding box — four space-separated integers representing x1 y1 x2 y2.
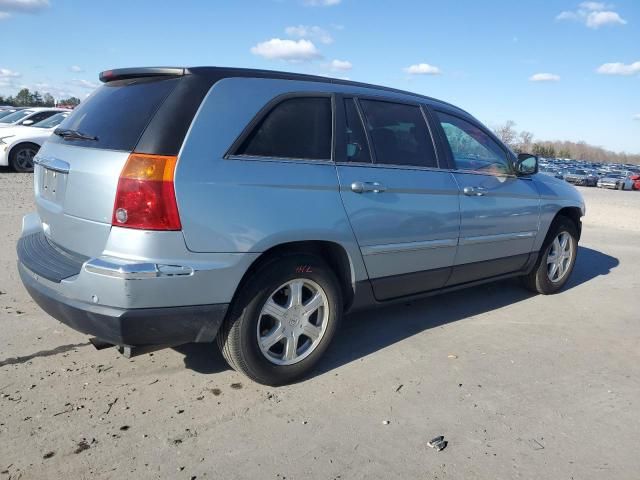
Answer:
529 73 560 82
285 25 333 44
71 79 99 89
556 2 627 28
404 63 441 75
303 0 341 6
633 114 640 121
69 65 83 73
580 1 608 10
0 0 49 19
556 11 580 21
0 68 20 78
329 59 352 71
586 10 626 27
596 61 640 75
251 38 322 62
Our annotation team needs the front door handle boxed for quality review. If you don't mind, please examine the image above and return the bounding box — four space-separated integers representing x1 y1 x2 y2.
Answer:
463 186 487 196
351 181 387 194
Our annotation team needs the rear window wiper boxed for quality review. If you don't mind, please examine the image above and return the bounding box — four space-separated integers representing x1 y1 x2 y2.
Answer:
54 128 98 141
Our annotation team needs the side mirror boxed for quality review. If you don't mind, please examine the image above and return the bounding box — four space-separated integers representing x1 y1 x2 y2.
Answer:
516 153 538 176
22 120 34 126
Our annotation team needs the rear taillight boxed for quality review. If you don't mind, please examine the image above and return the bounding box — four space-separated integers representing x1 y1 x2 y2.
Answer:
112 153 181 231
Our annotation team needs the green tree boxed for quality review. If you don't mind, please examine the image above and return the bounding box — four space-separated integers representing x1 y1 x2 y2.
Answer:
15 88 33 106
59 96 81 107
43 93 55 107
32 91 43 106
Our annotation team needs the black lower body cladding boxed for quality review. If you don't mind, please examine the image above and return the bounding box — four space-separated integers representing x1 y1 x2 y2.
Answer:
19 263 228 347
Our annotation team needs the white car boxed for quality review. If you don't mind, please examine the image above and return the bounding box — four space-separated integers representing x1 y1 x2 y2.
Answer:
0 111 70 172
596 172 635 190
0 107 67 129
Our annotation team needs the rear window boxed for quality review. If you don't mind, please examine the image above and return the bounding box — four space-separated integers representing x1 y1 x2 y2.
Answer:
50 77 179 151
235 97 332 160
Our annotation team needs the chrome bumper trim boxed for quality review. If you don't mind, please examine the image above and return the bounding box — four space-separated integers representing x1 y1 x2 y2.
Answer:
84 257 194 280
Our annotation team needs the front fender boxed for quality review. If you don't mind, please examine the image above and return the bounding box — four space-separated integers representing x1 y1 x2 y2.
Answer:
533 174 585 250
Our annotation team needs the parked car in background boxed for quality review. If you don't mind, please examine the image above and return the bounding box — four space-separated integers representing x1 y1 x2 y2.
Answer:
629 173 640 190
0 107 26 120
16 66 585 385
597 173 634 190
0 107 66 128
564 169 597 187
0 111 70 172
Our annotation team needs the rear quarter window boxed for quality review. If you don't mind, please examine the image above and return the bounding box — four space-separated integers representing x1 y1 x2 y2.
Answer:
235 97 332 160
50 77 180 151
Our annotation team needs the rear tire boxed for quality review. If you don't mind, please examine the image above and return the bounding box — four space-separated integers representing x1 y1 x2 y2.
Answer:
9 143 39 173
217 254 343 386
522 216 578 295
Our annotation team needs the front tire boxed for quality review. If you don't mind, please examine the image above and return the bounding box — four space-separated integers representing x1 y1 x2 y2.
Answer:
522 216 578 294
217 254 343 386
9 143 39 173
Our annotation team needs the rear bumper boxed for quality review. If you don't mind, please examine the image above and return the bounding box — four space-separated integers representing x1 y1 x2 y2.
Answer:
19 262 228 346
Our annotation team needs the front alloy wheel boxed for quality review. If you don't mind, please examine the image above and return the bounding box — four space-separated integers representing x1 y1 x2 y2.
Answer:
546 232 574 283
522 216 578 295
10 144 38 173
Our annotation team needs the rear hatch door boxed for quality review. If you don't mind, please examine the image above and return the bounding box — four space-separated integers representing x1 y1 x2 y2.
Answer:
35 76 182 257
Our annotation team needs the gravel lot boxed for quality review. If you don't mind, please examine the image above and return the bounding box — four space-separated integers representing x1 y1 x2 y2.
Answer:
1 170 639 480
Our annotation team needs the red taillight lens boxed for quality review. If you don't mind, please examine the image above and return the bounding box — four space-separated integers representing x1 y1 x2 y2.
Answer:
112 153 181 231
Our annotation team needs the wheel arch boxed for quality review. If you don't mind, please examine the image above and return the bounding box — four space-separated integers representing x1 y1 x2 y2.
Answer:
231 240 358 312
9 140 41 155
554 206 582 240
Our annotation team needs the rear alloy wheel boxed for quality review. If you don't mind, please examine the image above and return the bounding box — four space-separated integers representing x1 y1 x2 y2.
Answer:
9 143 38 173
217 254 342 386
522 217 578 294
257 279 330 366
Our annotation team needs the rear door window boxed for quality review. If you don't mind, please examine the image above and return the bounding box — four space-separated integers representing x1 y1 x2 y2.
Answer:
50 77 180 151
236 97 332 160
358 99 438 168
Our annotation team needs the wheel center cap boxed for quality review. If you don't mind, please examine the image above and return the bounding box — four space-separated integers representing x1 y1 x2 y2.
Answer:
284 306 303 327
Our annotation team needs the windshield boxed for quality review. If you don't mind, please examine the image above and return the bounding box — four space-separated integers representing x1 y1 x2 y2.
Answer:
0 109 19 120
0 110 33 124
33 112 69 129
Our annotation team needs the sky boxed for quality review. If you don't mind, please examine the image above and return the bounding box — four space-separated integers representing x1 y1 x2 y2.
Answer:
0 0 638 153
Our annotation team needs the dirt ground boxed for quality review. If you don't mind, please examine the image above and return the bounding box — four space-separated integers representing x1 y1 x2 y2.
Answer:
1 170 639 480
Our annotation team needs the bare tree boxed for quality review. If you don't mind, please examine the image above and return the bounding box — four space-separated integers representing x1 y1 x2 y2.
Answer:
493 121 518 149
518 131 534 153
492 120 640 165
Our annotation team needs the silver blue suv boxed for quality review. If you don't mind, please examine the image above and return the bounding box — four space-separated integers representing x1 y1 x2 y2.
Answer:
17 67 585 385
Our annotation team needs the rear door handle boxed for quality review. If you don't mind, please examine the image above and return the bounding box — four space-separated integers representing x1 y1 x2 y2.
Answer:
351 181 387 194
463 186 487 196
